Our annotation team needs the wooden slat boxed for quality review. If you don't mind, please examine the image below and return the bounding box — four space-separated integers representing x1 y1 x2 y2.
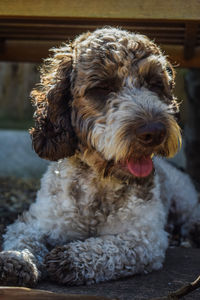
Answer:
0 0 200 21
0 24 185 34
0 19 187 45
0 19 188 39
0 29 185 38
0 22 186 32
0 31 185 42
0 20 186 40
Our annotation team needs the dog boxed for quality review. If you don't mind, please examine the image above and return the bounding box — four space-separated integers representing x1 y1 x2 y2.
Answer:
1 27 199 287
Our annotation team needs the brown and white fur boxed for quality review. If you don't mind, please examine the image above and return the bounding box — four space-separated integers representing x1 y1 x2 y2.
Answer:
1 27 200 287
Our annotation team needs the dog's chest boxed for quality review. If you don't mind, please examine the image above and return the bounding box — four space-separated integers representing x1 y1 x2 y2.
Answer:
48 160 159 243
68 178 131 237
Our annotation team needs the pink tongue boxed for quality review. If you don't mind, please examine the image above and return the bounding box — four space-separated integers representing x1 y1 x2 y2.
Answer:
127 157 153 178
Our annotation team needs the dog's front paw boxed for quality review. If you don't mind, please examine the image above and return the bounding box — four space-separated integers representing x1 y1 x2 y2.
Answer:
0 250 39 287
45 245 84 285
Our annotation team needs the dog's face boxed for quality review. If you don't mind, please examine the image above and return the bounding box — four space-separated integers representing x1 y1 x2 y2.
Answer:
30 27 181 181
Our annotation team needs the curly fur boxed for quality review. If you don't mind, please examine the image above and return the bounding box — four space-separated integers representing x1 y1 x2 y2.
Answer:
1 27 200 287
30 49 77 160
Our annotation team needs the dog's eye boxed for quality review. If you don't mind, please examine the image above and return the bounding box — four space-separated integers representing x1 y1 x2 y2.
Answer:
85 87 110 102
166 66 173 77
149 80 164 92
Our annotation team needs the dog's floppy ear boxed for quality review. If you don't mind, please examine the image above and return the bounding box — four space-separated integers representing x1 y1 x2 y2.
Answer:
30 46 77 161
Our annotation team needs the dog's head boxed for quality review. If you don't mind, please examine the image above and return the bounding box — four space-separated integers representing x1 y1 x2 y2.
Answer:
30 27 181 180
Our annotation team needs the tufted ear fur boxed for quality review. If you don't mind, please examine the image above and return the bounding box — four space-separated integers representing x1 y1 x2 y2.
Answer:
30 46 77 161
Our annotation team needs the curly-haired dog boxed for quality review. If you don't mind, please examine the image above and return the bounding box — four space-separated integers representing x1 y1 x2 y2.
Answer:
1 27 200 287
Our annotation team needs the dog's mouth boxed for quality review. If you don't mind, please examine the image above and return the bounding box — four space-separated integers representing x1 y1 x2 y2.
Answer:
121 155 154 178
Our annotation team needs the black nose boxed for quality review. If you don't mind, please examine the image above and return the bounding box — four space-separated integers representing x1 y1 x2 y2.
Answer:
136 122 166 146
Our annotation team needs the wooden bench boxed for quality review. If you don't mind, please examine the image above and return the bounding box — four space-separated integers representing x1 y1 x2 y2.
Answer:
0 0 200 66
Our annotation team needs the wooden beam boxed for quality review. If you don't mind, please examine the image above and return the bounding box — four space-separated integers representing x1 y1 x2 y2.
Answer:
162 45 200 68
0 40 56 63
184 22 199 59
1 40 200 68
0 0 200 21
0 19 186 42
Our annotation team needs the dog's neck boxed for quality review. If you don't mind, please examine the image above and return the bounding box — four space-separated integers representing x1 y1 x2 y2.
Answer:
68 147 155 200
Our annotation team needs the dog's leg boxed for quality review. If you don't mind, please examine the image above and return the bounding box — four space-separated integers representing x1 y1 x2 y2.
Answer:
0 214 48 287
155 158 200 245
45 226 168 285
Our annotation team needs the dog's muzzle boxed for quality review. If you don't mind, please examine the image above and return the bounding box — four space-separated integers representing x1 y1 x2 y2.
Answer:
123 122 167 178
